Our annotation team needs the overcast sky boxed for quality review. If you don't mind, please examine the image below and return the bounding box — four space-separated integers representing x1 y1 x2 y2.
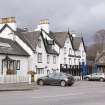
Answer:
0 0 105 45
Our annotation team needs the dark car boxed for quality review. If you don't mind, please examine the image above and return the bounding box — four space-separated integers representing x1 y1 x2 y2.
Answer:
37 72 74 87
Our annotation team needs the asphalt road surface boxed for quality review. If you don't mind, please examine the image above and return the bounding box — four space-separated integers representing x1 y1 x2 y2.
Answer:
0 81 105 105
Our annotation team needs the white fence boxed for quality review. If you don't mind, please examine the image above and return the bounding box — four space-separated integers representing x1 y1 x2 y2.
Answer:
0 75 31 84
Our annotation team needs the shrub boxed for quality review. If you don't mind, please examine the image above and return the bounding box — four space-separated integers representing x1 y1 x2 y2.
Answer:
27 70 36 75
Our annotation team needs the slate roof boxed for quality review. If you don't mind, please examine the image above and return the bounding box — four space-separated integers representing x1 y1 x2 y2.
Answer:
95 51 105 63
0 38 29 56
41 36 59 55
49 32 70 48
15 31 40 51
15 30 59 55
49 31 85 52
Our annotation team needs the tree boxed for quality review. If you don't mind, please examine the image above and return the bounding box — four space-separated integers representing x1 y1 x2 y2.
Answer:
87 29 105 61
94 29 105 52
86 43 97 61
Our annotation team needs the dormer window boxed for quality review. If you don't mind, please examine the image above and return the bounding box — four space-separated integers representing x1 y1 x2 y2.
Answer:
46 39 54 45
69 58 71 65
74 58 76 65
64 58 66 64
38 39 41 48
53 56 56 64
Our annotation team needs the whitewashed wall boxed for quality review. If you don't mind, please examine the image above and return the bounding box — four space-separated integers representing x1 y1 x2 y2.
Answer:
0 27 14 40
79 42 86 64
0 22 87 80
74 50 81 65
35 36 59 78
59 37 75 66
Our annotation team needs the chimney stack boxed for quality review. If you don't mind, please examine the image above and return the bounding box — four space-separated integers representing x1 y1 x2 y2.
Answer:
0 17 16 24
0 17 17 31
39 19 49 24
35 19 50 33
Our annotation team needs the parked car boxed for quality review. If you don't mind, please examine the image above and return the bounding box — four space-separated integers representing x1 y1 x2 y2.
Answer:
37 72 74 87
84 73 105 82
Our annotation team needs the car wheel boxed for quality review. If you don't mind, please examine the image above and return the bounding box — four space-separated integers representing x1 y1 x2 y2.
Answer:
85 77 89 81
38 80 44 86
100 78 104 82
60 81 66 87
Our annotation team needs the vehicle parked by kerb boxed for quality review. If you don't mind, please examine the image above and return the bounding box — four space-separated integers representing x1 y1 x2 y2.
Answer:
37 72 74 87
84 73 105 82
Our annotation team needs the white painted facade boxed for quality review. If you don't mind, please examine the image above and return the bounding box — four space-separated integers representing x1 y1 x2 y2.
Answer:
0 22 60 79
58 36 76 66
35 34 59 78
79 41 86 64
0 17 86 80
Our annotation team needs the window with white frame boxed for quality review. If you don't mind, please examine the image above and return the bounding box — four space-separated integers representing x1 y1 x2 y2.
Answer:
36 68 44 74
64 58 66 64
53 56 56 64
37 39 41 48
37 53 42 63
69 48 72 55
74 58 76 65
64 47 66 54
16 60 20 70
47 55 50 64
69 58 71 65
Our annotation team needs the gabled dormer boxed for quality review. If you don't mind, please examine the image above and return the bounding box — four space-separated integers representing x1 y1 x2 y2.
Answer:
0 24 14 34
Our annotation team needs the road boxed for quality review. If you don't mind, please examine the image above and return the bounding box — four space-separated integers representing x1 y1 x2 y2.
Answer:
0 81 105 105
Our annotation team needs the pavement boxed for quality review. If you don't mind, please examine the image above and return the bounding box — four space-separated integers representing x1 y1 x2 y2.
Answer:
0 82 37 91
0 76 81 91
0 81 105 105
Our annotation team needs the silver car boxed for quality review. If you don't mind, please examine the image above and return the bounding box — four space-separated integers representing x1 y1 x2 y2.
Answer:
84 73 105 82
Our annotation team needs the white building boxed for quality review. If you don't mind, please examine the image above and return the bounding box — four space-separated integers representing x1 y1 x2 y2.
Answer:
0 17 86 80
47 31 86 76
0 17 29 76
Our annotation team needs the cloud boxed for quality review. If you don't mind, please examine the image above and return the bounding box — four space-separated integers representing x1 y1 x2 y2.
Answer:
0 0 105 45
